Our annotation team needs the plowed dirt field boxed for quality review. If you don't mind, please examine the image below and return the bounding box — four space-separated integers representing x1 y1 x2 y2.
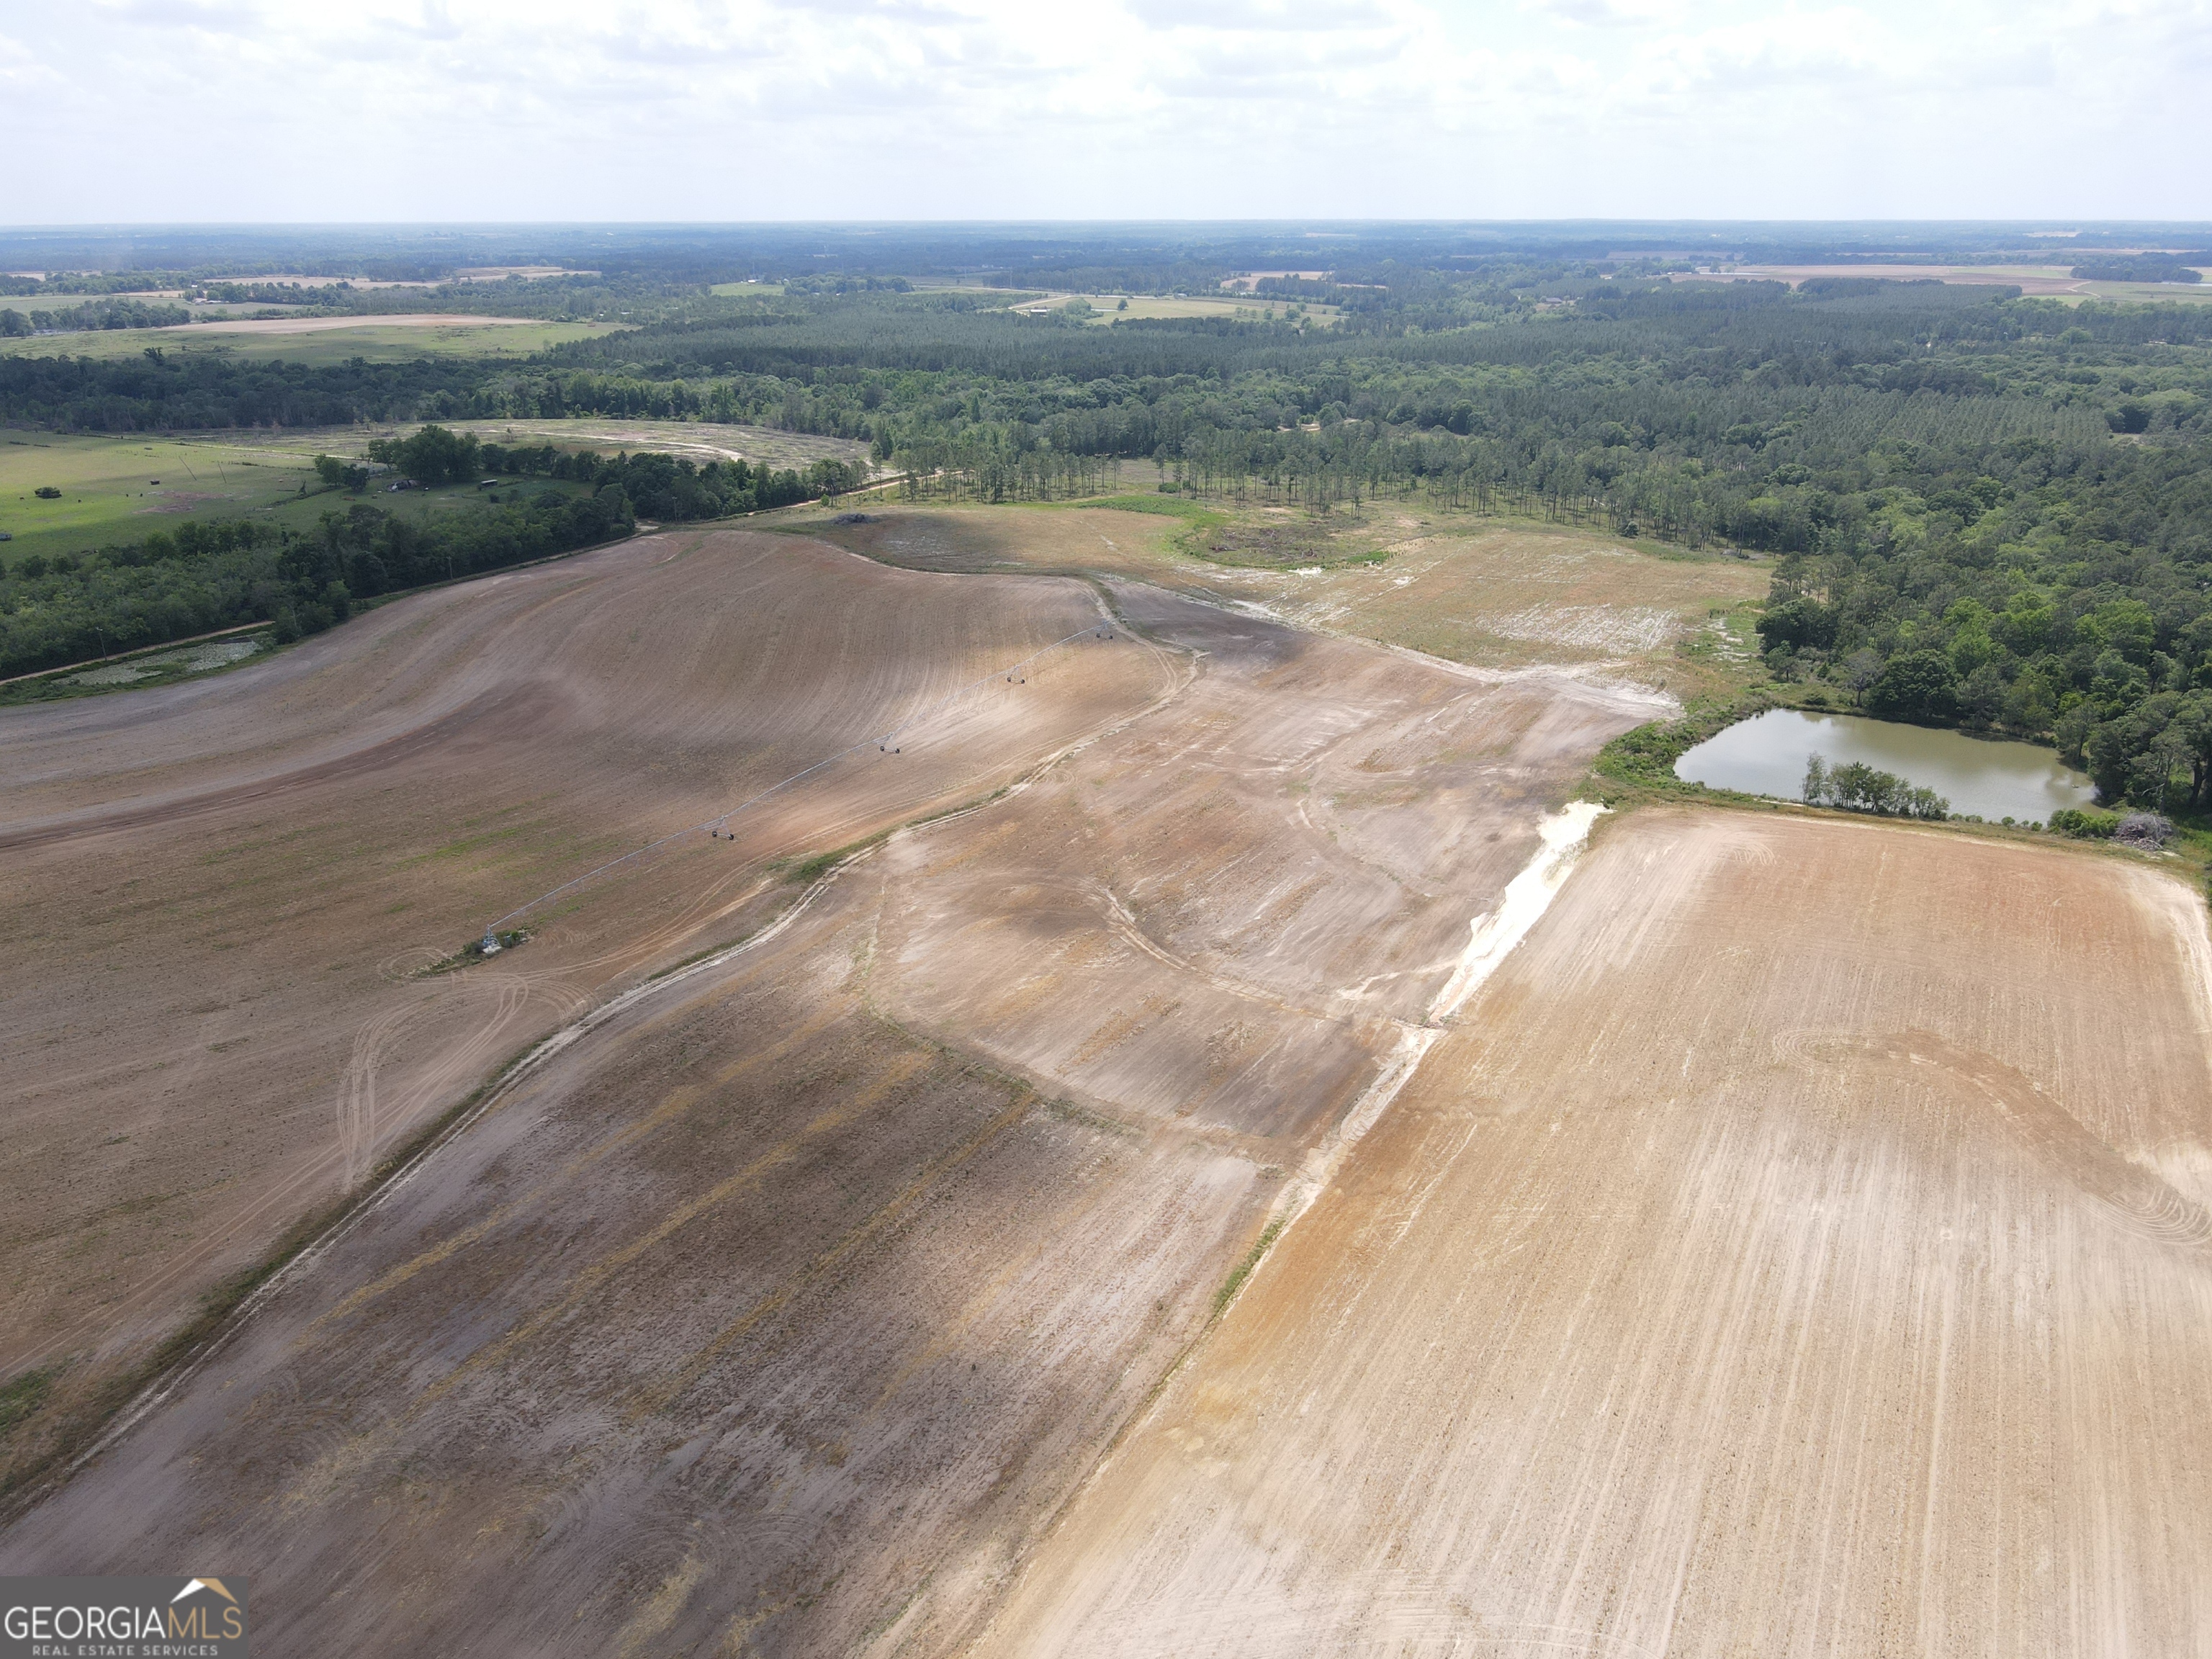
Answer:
9 503 2205 1658
0 517 1661 1652
0 528 1171 1474
974 809 2212 1658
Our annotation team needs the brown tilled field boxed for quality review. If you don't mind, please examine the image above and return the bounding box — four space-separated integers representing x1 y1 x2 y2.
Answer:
974 809 2212 1658
0 537 1658 1653
5 503 2208 1658
0 528 1170 1477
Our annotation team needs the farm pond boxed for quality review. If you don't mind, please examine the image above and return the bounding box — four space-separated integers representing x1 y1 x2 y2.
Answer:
1676 708 2097 823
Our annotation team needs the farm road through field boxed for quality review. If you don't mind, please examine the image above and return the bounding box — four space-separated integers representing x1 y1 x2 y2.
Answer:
974 809 2212 1658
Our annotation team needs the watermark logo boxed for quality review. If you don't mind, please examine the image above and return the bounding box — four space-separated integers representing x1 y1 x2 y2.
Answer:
2 1575 247 1657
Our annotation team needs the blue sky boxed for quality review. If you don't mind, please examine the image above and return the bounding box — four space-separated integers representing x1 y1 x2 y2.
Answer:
1 0 2206 222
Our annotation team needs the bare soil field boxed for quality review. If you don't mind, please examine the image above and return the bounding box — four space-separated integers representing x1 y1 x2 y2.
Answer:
17 490 2198 1655
0 528 1169 1483
806 504 1766 695
0 559 1662 1651
974 808 2212 1658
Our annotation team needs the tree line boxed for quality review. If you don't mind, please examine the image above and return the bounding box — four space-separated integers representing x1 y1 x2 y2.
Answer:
0 436 863 683
0 490 632 682
346 423 864 513
0 298 192 336
1802 754 1949 819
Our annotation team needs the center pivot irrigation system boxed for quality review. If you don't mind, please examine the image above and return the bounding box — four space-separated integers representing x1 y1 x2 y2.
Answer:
478 621 1124 953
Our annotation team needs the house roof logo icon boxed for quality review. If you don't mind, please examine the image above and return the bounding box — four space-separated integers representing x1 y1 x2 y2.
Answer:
170 1579 239 1607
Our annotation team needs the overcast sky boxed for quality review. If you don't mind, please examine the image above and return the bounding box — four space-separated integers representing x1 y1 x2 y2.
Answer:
1 0 2206 223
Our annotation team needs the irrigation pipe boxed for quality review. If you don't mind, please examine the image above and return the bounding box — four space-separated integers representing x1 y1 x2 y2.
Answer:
483 621 1121 940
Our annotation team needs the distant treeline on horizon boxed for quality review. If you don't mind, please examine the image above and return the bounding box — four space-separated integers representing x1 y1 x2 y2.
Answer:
1 220 2209 291
4 223 2212 814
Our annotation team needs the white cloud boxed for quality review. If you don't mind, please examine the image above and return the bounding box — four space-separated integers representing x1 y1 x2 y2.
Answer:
0 0 2205 220
1532 0 1683 27
1123 0 1400 27
1633 7 1894 96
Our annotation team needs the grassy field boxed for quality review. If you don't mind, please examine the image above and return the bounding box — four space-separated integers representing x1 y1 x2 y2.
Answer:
1953 264 2212 305
1952 263 2212 303
0 317 626 366
2060 280 2212 304
0 431 595 567
1 434 319 564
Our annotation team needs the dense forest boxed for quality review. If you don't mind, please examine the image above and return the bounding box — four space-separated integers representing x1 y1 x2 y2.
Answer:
5 239 2212 809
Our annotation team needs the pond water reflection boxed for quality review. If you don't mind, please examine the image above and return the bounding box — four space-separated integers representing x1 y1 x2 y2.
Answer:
1675 708 2096 823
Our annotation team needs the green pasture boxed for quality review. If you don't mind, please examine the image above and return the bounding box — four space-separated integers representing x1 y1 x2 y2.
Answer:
0 431 595 568
0 435 317 565
0 318 629 367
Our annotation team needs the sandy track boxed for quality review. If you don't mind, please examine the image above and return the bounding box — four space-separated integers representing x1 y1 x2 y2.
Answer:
0 584 1659 1653
973 809 2212 1658
0 529 1169 1452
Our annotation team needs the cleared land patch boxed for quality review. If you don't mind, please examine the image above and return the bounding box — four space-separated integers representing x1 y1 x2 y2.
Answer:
429 415 873 473
204 417 873 478
804 503 1766 695
974 807 2212 1658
